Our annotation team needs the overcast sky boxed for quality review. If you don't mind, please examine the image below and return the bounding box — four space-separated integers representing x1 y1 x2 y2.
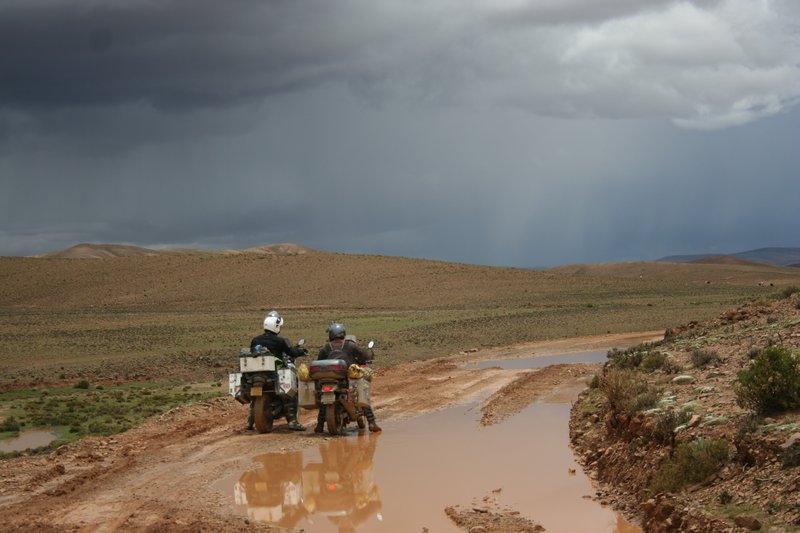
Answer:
1 0 799 267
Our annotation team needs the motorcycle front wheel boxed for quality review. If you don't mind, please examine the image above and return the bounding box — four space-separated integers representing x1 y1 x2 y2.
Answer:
253 395 274 433
326 403 345 436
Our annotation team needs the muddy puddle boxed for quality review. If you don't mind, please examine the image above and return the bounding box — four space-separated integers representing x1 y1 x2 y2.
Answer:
466 350 608 369
0 430 58 453
225 352 638 532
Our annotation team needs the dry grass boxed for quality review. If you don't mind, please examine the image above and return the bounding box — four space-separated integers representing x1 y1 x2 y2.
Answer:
2 250 800 388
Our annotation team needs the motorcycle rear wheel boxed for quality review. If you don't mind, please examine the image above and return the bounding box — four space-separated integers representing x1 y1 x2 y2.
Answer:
253 396 274 433
326 403 345 436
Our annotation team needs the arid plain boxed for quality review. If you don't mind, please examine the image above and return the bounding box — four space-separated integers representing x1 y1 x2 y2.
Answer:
2 244 800 531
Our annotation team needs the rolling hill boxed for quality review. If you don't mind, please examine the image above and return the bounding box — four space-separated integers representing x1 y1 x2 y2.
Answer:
659 246 800 266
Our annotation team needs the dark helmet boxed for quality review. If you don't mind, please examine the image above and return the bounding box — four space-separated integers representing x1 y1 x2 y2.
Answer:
327 322 346 341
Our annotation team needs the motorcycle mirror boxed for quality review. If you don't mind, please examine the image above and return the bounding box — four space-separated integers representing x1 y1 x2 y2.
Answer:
297 338 305 346
368 340 375 349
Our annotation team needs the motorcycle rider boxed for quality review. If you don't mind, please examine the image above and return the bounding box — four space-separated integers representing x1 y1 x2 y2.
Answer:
315 322 381 433
246 310 307 431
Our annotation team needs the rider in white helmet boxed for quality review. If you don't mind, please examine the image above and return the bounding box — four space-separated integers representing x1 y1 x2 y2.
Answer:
245 310 308 431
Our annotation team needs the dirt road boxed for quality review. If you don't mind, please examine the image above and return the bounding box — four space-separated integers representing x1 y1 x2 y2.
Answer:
0 332 660 532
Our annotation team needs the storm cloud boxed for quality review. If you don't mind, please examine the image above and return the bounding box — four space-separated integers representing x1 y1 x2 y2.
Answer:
1 0 799 266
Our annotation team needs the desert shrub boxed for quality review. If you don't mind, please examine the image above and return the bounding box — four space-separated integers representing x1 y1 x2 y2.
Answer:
589 374 600 389
601 368 660 417
780 286 800 299
735 414 760 443
735 346 800 414
690 349 721 368
641 351 668 372
607 347 643 369
649 439 729 494
74 380 90 390
0 416 20 432
660 357 682 374
652 409 692 446
607 341 663 369
782 443 800 468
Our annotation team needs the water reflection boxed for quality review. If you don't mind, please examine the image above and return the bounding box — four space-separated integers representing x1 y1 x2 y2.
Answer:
235 434 381 532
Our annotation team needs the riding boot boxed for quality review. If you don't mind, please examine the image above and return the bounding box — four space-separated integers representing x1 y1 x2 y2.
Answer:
246 400 255 430
364 406 381 432
315 405 326 433
285 397 306 431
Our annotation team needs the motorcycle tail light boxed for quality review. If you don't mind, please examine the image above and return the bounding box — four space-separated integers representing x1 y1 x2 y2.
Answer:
321 385 334 392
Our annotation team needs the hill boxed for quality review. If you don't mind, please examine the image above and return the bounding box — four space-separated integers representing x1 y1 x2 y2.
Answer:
688 255 768 267
659 246 800 266
44 243 167 258
40 242 319 259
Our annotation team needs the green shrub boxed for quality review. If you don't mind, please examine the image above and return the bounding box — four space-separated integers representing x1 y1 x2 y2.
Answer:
782 443 800 468
74 380 90 390
735 414 760 443
649 439 729 494
652 409 691 446
601 368 660 417
608 345 645 368
0 416 21 432
641 351 668 372
780 286 800 299
690 349 720 368
660 358 682 374
735 346 800 414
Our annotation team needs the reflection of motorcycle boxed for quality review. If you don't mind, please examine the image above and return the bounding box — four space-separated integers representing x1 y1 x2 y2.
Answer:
235 433 382 531
305 435 382 531
308 341 375 436
235 340 304 433
235 451 306 527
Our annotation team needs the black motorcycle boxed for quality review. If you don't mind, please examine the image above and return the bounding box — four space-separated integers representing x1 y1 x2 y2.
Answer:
237 340 304 433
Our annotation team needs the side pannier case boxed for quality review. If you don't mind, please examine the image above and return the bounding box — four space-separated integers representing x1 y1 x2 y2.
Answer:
298 381 317 409
276 368 298 397
352 378 371 407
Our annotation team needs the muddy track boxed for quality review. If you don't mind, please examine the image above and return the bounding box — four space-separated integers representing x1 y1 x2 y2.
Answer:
0 332 659 532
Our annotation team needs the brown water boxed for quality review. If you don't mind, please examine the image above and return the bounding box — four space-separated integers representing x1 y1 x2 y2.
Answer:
0 430 58 453
228 353 640 533
466 350 609 369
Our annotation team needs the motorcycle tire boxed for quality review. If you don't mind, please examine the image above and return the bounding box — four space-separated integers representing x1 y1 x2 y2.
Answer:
326 403 345 436
253 395 274 434
357 412 366 430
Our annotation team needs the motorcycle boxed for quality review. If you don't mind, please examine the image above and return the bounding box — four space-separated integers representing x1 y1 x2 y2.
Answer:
307 341 375 436
235 339 305 433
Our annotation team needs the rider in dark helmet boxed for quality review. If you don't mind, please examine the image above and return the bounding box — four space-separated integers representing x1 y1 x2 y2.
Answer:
315 322 381 433
246 310 307 431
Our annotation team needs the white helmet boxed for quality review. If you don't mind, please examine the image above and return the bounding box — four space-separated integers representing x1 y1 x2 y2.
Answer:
263 311 283 334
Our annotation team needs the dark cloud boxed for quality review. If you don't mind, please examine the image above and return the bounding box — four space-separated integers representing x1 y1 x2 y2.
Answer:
1 1 799 265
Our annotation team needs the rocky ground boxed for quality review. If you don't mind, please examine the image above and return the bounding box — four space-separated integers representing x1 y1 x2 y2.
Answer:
570 293 800 532
445 493 546 533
